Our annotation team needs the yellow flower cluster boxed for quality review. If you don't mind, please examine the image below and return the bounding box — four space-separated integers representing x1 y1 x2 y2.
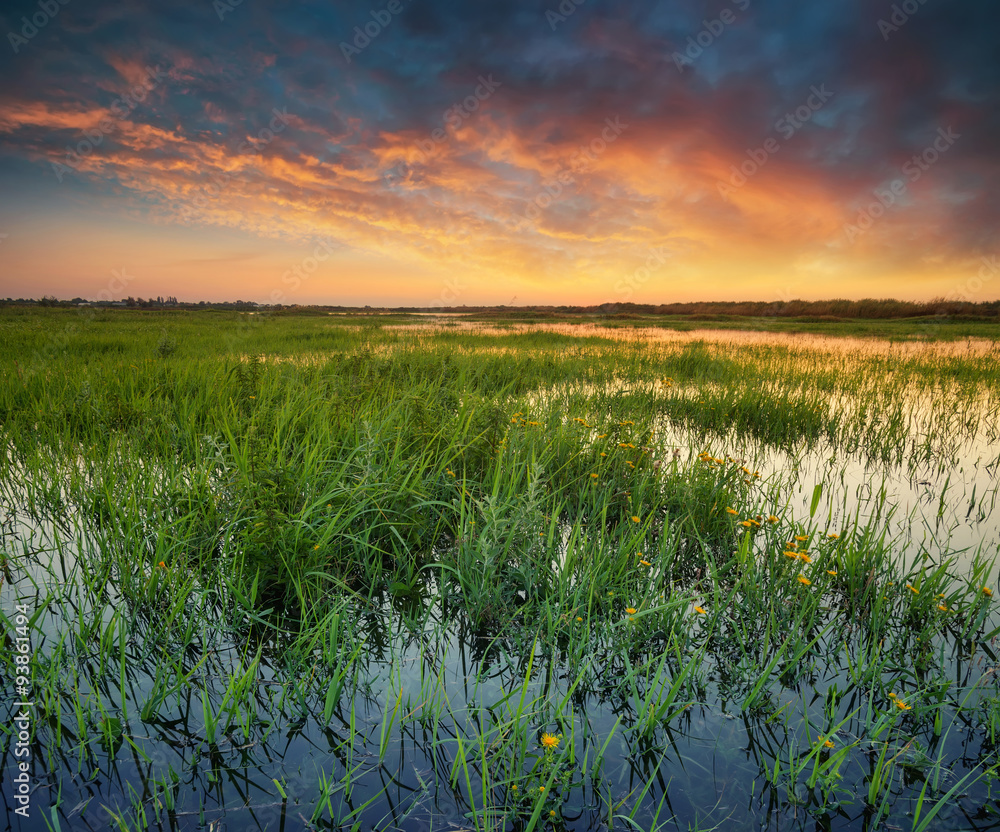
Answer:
509 412 540 427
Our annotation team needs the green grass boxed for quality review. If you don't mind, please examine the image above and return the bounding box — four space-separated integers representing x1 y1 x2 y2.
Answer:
1 308 999 831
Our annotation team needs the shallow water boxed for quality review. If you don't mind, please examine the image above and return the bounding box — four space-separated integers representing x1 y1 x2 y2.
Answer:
4 328 1000 831
660 397 1000 578
5 558 999 832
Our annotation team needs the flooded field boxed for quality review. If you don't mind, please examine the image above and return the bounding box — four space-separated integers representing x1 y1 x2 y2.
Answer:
2 310 1000 832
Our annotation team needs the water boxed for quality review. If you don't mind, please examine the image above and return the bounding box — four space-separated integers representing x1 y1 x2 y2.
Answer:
659 394 1000 576
4 524 999 832
4 328 1000 831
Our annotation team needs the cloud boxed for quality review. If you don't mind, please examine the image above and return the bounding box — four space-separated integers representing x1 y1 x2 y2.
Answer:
0 0 997 302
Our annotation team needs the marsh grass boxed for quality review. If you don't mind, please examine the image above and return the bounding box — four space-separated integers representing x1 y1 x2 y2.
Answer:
1 309 999 831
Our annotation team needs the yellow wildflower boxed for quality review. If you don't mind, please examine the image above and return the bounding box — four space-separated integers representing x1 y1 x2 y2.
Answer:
725 507 738 515
540 733 560 749
799 554 813 564
906 584 919 595
938 605 948 612
625 607 637 615
795 535 808 542
576 616 583 622
638 559 652 567
823 739 834 748
783 551 799 559
827 570 837 576
694 605 706 614
797 575 811 586
827 533 839 539
767 515 779 523
895 700 912 711
157 561 167 569
983 587 994 597
590 473 599 479
631 515 641 523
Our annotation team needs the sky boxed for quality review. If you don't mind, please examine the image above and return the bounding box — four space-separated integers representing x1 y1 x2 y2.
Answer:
0 0 998 306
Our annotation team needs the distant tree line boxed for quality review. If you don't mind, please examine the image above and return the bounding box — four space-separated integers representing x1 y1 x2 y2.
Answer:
427 298 1000 319
4 296 999 319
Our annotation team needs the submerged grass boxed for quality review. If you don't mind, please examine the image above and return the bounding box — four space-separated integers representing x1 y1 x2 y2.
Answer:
1 309 999 831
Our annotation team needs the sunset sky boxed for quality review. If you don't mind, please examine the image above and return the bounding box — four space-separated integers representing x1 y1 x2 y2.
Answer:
0 0 998 306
